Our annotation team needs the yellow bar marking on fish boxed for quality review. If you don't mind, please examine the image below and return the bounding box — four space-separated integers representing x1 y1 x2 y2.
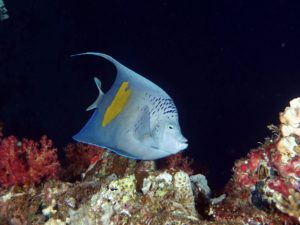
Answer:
102 81 132 127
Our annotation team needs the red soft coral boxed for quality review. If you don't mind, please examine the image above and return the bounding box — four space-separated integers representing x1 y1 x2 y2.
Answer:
162 152 194 175
0 135 60 186
60 143 105 182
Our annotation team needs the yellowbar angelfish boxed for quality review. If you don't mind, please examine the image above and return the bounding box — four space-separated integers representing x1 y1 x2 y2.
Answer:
73 52 188 160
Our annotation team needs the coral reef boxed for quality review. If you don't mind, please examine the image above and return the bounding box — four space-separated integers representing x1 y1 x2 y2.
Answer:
3 98 300 224
0 135 60 186
212 98 300 224
0 151 204 224
159 152 194 175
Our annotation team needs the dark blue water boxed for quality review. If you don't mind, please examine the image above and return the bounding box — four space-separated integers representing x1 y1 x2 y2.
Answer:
1 0 300 190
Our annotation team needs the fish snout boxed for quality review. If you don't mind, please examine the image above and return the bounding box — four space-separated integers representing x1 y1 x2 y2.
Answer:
180 142 188 150
178 137 188 150
180 136 188 143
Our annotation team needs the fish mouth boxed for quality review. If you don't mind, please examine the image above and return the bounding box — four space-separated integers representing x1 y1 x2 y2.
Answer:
178 136 188 150
179 136 188 150
165 140 189 154
155 139 188 156
179 141 188 150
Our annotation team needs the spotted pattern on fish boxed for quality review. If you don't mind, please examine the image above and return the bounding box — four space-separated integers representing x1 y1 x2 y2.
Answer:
144 93 178 118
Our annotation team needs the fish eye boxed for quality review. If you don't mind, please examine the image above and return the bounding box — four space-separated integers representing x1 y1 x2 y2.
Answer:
168 125 174 129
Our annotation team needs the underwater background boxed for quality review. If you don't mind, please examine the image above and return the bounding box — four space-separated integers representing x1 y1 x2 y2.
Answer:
1 0 300 191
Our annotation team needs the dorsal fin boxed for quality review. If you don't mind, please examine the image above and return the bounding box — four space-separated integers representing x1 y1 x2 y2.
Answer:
86 77 104 111
71 52 136 81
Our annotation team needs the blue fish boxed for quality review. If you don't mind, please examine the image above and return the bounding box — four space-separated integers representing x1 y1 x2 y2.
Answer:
73 52 188 160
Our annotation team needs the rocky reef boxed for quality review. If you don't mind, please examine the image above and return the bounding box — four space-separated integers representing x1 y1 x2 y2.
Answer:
2 98 300 224
0 147 207 225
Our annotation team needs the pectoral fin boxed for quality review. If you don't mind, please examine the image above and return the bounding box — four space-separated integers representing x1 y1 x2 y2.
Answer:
134 106 159 149
134 106 151 140
86 77 104 111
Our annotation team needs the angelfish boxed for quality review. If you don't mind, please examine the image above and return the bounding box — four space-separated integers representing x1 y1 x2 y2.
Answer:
73 52 188 160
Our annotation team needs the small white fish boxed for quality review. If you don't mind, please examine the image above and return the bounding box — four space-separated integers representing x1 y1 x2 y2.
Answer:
73 52 188 160
0 0 8 21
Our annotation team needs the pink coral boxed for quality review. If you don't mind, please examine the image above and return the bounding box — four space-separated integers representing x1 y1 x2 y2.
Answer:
232 140 292 193
233 148 266 188
0 135 60 186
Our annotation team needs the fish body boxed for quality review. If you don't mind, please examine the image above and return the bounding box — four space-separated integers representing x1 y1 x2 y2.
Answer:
73 53 188 160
